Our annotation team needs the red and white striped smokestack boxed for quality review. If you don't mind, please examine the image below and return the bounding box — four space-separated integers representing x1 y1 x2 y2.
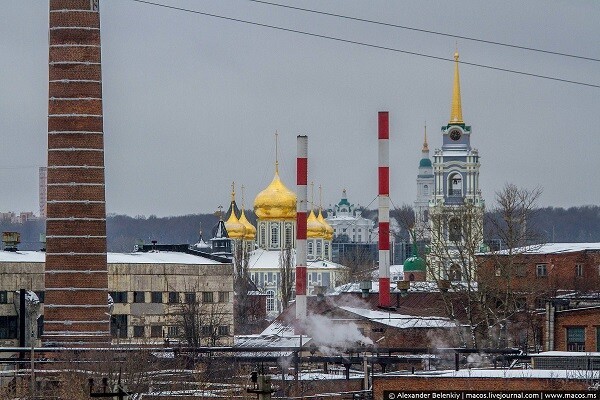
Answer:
378 112 391 308
296 135 308 321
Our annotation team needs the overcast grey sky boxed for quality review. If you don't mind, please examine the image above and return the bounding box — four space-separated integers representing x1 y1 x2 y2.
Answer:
1 1 599 217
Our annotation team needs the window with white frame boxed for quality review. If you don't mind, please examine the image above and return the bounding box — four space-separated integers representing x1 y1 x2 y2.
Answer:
575 264 583 277
270 223 279 248
266 290 275 312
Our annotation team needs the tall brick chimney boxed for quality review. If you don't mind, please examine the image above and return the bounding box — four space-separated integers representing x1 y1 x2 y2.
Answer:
44 0 110 346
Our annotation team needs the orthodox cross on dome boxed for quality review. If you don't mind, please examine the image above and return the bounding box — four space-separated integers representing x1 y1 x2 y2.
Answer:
275 130 279 173
310 181 315 211
241 185 246 209
319 184 323 210
231 181 236 202
423 123 429 152
216 205 224 220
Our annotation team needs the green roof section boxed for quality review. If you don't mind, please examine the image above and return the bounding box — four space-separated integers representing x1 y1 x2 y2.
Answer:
419 158 432 168
403 255 426 272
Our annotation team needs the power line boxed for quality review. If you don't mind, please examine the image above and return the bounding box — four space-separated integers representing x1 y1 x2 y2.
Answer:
247 0 600 63
129 0 600 89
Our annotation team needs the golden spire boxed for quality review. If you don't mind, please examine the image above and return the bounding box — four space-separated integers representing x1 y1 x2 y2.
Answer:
450 50 464 124
422 123 429 152
230 181 235 203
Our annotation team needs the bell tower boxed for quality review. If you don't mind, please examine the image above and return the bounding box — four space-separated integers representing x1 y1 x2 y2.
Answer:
429 51 484 282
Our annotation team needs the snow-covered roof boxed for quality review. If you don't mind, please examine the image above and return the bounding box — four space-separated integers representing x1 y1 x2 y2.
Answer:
261 319 295 336
339 306 459 329
485 242 600 256
0 250 224 265
331 280 468 295
531 351 600 357
248 248 345 271
235 334 310 349
405 368 598 380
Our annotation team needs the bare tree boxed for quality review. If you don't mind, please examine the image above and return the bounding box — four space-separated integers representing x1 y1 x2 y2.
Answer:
178 299 232 347
426 184 544 348
279 245 294 309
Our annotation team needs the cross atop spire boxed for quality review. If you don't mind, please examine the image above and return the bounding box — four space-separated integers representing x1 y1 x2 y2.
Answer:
275 130 279 173
450 50 464 124
422 123 429 152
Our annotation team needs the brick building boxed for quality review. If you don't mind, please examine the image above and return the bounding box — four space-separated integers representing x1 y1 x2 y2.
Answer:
544 294 600 352
478 243 600 298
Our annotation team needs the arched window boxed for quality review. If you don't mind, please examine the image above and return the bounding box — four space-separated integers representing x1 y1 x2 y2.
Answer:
284 223 293 248
307 241 314 256
409 273 415 281
448 173 462 197
316 240 322 258
423 184 429 195
266 290 275 312
270 223 279 248
449 264 462 281
259 224 266 247
449 217 462 242
324 243 330 260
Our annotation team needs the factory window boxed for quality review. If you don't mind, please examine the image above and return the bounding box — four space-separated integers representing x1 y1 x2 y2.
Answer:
133 326 145 338
0 291 7 304
515 264 527 277
218 291 229 303
151 292 163 303
150 325 163 338
536 264 547 277
133 291 145 303
37 316 44 338
168 292 179 304
566 327 585 352
184 292 196 304
575 264 583 277
266 290 275 312
218 325 230 337
110 315 128 338
167 326 179 338
200 325 211 336
110 291 128 303
202 292 214 303
0 316 17 339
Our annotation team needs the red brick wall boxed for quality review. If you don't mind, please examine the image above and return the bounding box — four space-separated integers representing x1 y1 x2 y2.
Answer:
552 307 600 352
44 0 109 345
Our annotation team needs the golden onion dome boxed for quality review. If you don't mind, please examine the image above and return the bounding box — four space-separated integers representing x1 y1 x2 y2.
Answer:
239 209 256 240
317 209 334 241
307 210 326 239
253 170 297 220
225 203 246 240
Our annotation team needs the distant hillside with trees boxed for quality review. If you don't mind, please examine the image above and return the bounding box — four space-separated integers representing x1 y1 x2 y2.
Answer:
0 206 598 252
